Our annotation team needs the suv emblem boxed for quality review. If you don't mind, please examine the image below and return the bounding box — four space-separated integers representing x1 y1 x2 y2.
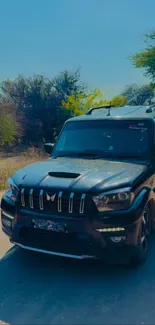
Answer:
46 193 56 202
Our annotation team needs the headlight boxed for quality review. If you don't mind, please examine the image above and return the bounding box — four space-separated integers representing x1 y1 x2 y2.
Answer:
92 188 134 212
6 178 19 202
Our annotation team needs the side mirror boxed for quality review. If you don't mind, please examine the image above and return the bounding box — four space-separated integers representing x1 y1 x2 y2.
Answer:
44 143 54 154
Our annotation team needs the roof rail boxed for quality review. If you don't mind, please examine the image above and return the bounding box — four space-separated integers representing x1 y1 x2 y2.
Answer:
86 104 116 116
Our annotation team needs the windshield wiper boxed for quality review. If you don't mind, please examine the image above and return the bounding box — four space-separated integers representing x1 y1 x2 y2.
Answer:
103 154 141 159
55 152 142 160
55 152 103 159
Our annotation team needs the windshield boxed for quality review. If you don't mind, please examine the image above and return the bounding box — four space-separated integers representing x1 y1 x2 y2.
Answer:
52 120 152 159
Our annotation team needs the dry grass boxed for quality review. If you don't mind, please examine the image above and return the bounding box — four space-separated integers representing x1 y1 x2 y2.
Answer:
0 148 45 190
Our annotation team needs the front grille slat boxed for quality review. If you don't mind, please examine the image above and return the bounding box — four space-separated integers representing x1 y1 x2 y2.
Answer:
20 188 89 216
68 192 74 213
21 188 25 207
29 189 34 209
79 194 86 214
58 191 63 212
39 190 44 210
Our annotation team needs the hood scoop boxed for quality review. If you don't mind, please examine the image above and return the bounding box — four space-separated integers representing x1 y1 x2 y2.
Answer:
48 172 80 179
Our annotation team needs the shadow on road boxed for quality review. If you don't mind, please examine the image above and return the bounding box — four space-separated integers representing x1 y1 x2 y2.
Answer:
0 240 155 325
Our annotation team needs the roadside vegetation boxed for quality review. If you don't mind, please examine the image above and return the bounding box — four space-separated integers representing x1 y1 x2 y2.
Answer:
0 30 155 190
0 147 45 190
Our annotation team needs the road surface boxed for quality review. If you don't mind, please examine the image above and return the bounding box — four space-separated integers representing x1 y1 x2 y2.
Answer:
1 192 155 324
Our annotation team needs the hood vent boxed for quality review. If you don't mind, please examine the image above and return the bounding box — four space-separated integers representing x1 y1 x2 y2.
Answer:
48 172 80 179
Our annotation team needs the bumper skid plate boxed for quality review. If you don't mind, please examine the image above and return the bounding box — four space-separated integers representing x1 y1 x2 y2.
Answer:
11 241 97 260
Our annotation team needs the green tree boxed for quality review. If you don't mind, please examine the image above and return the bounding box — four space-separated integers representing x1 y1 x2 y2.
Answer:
109 96 127 107
62 89 127 116
0 70 85 146
0 103 18 145
131 31 155 83
121 84 154 105
62 89 107 115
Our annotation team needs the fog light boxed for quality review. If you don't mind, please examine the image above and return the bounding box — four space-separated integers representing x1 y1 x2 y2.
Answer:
110 236 126 243
2 218 12 228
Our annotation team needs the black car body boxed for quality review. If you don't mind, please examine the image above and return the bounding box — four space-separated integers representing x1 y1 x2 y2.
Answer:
1 105 155 265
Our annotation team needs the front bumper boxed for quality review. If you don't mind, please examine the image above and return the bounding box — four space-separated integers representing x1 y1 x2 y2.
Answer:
1 195 142 262
2 222 137 262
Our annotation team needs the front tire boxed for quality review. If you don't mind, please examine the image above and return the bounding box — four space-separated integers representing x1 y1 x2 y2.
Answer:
130 205 151 267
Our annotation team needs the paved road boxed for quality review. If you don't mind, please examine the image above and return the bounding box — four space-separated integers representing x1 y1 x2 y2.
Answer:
1 193 155 324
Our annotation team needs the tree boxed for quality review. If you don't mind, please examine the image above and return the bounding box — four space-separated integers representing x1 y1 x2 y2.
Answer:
0 103 18 146
131 31 155 83
52 69 85 96
0 70 85 146
109 96 127 107
121 84 154 105
62 89 107 115
62 89 127 116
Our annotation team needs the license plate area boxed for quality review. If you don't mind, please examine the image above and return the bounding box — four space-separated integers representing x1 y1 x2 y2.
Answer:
32 218 67 233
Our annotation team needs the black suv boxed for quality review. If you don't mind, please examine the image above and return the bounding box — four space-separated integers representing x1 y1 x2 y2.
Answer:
1 105 155 265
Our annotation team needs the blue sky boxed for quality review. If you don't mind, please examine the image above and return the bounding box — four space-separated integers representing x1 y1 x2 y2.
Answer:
0 0 154 97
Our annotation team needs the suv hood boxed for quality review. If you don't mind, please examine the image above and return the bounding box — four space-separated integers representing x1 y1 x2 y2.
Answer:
12 158 147 193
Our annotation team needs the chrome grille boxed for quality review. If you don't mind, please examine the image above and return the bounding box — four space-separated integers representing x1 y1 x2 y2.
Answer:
20 188 86 215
